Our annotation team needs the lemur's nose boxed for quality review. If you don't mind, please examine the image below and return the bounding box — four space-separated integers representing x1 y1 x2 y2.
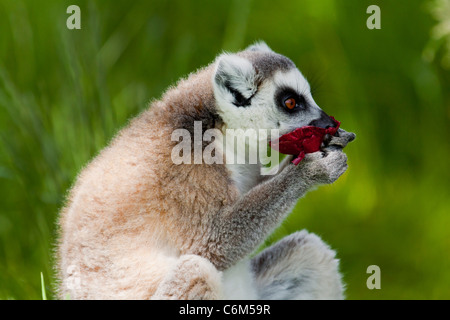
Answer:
308 110 337 129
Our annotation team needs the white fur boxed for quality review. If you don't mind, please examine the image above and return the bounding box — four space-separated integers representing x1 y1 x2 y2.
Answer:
222 259 258 300
272 69 323 134
213 126 262 194
272 68 311 96
214 54 259 101
225 163 261 195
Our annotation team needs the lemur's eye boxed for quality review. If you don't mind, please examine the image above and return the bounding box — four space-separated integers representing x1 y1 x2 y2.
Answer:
276 88 306 113
284 98 296 110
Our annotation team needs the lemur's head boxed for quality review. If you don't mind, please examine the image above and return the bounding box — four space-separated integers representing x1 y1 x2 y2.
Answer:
212 41 336 135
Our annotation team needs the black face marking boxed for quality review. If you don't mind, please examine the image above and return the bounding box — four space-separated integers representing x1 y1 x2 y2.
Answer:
275 86 307 113
224 80 254 107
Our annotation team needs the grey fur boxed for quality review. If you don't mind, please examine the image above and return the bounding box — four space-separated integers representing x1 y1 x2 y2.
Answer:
242 52 295 80
251 230 344 299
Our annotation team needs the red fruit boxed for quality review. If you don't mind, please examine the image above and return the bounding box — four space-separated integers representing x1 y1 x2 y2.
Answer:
270 116 341 165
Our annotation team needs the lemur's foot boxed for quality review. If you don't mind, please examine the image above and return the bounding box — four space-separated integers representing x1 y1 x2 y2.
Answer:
152 255 222 300
251 230 344 299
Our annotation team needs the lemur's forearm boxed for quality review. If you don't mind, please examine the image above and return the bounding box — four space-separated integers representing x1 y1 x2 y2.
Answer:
205 164 312 270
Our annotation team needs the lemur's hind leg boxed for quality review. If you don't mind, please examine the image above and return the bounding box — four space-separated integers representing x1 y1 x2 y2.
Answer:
152 255 223 300
251 230 344 299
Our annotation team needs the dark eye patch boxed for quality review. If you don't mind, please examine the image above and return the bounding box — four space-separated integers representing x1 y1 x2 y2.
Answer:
275 87 306 113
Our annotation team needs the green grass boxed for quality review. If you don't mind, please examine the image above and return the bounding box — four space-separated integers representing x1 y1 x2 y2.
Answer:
40 272 47 300
1 0 450 299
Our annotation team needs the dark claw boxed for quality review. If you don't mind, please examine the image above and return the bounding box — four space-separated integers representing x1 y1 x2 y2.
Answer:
322 134 332 147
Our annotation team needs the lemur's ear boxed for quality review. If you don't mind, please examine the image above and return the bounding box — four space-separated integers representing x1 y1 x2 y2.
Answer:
246 41 273 53
213 54 259 107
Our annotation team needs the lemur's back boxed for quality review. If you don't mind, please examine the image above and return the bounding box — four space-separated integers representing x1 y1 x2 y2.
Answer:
57 65 238 299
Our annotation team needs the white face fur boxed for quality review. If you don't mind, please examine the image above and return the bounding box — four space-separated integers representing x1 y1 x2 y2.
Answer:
212 42 334 137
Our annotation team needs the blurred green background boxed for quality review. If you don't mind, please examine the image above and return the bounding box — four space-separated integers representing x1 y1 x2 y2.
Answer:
1 0 449 300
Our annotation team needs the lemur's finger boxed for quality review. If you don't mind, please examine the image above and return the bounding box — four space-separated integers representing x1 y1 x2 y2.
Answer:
338 129 356 143
326 129 356 149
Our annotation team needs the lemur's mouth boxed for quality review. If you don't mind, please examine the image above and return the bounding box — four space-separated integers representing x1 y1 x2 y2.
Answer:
270 116 341 165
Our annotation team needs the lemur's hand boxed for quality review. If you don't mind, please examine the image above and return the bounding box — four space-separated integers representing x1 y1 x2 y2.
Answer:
296 150 348 185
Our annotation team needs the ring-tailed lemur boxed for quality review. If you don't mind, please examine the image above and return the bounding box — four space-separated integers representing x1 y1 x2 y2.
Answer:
56 41 355 300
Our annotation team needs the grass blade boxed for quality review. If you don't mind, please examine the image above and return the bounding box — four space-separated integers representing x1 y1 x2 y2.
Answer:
40 272 47 300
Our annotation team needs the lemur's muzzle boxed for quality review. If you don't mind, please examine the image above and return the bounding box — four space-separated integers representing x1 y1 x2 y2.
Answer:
308 110 338 130
309 110 356 149
309 110 343 147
